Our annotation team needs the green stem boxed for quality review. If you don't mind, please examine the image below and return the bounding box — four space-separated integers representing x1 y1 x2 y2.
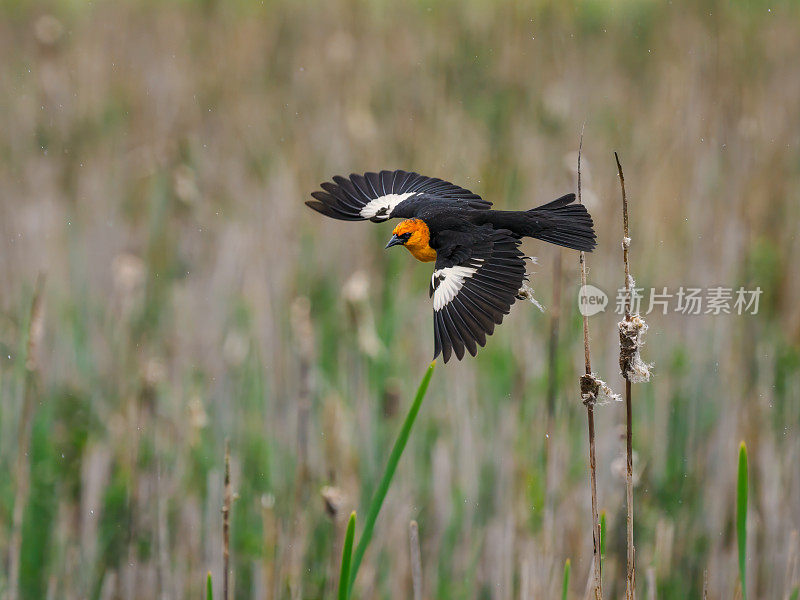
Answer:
347 362 436 595
737 441 748 600
338 512 357 600
599 510 607 573
562 558 571 600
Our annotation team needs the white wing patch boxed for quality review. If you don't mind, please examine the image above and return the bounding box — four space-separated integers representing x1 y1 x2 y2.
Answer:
431 260 484 311
359 193 415 220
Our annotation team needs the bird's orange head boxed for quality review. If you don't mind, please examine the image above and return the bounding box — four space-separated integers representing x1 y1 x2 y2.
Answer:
385 219 437 262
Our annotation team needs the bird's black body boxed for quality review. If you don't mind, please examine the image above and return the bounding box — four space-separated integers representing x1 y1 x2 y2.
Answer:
307 170 596 362
391 193 595 265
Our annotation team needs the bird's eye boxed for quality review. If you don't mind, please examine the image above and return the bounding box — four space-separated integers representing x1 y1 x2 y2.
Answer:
401 232 412 241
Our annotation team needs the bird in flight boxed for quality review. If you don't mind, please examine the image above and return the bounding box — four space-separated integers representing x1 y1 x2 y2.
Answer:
307 170 596 362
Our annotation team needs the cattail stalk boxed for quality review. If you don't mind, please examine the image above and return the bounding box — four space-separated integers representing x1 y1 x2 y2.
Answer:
578 133 603 600
616 152 636 599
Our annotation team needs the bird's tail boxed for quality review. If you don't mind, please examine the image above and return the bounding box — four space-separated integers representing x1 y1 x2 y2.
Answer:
526 193 596 252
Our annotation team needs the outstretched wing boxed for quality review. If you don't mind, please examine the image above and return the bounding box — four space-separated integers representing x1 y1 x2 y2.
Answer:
429 230 527 362
306 170 490 222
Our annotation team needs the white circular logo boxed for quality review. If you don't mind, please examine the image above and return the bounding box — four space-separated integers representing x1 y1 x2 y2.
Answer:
578 284 608 316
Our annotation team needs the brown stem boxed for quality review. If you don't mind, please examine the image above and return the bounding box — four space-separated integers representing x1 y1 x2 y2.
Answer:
615 151 636 600
578 130 603 600
586 403 602 600
625 378 634 598
617 152 631 319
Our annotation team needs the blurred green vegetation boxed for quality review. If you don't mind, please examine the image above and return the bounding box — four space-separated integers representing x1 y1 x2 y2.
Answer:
0 0 799 598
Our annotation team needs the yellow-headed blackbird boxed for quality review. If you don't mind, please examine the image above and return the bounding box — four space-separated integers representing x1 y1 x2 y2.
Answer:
307 170 596 362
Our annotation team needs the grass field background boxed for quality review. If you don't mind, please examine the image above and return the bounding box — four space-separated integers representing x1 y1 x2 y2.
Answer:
1 0 799 598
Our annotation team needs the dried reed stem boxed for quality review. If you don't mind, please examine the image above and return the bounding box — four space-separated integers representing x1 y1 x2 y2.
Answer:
8 275 45 600
616 151 636 600
702 569 709 599
578 132 603 600
409 521 423 600
223 439 232 600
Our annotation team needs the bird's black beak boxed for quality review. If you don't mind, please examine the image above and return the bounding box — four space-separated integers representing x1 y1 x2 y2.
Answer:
385 234 405 249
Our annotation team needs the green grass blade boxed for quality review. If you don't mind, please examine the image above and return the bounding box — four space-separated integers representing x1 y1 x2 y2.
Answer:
562 558 571 600
789 587 798 600
347 361 436 595
206 571 213 600
338 512 357 600
737 441 748 600
599 510 607 564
